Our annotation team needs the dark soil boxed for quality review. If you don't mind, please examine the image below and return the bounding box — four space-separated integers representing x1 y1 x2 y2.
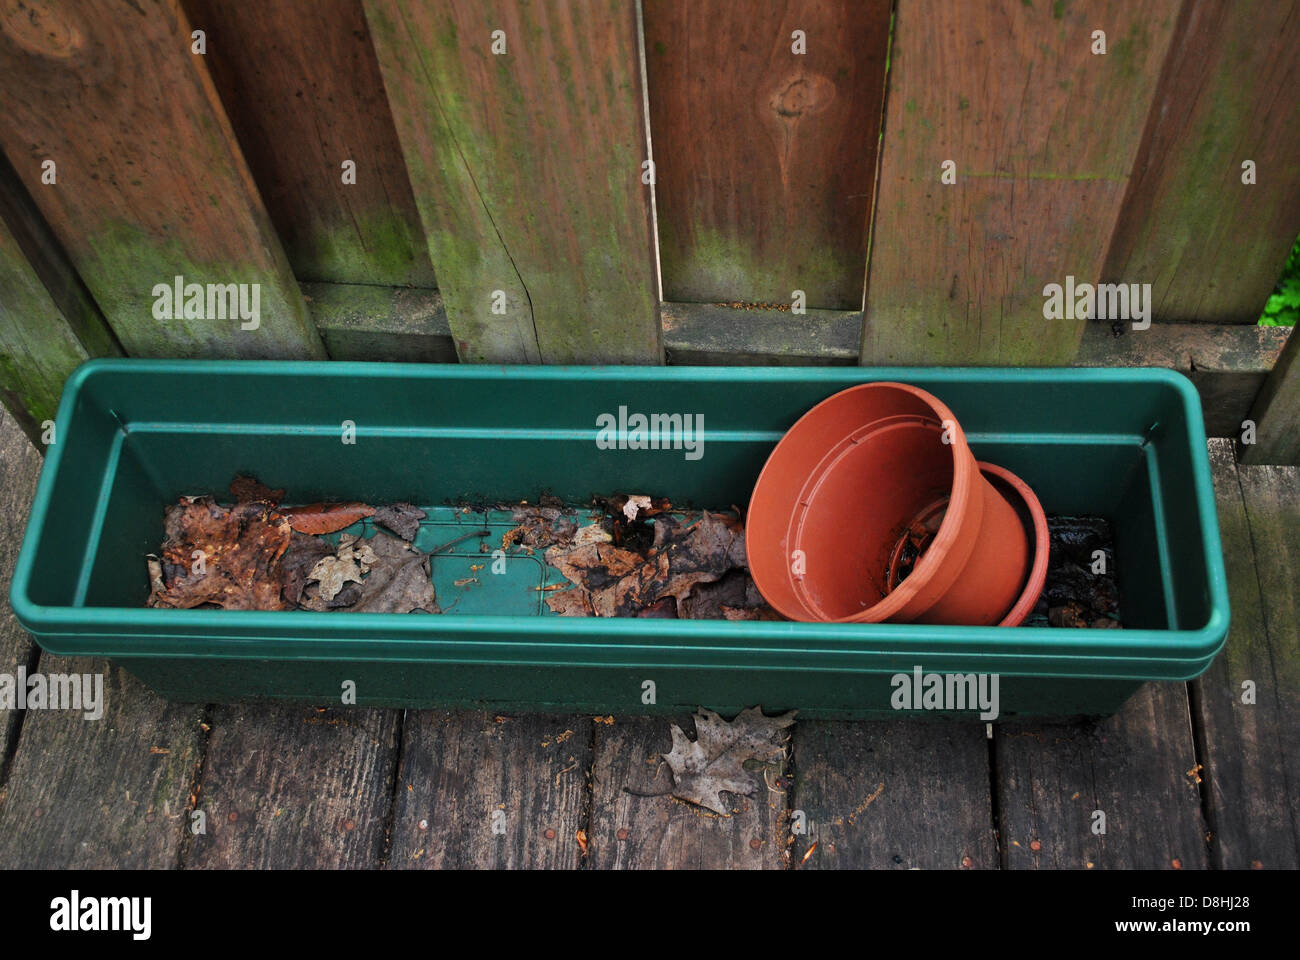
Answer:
1026 515 1122 628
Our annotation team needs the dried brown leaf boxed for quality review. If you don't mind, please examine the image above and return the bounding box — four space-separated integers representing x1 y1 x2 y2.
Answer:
372 502 427 541
662 707 798 815
720 605 783 621
285 502 376 535
300 579 363 611
230 474 285 505
280 532 334 606
543 511 747 617
344 533 438 614
145 554 165 598
149 497 291 610
308 554 364 603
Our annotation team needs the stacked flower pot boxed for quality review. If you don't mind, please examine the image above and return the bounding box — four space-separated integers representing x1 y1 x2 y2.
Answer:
748 383 1049 626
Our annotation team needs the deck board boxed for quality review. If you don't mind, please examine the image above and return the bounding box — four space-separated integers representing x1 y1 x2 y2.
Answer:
587 715 788 869
182 704 401 869
789 720 997 870
0 408 41 781
1191 440 1300 868
995 683 1208 870
1235 462 1300 862
387 711 593 869
0 659 205 869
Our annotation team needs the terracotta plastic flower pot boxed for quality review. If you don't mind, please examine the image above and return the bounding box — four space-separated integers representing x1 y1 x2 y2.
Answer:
980 461 1050 627
746 382 1031 625
877 461 1048 626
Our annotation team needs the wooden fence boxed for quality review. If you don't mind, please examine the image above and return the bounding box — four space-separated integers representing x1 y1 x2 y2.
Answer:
0 0 1297 461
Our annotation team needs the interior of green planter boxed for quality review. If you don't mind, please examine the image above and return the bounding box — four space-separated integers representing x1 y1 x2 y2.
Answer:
26 367 1212 634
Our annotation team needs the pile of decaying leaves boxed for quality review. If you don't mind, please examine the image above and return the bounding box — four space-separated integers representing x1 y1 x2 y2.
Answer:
503 493 779 620
146 478 779 621
146 475 436 613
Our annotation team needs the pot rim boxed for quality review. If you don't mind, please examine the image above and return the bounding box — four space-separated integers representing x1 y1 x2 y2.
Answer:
978 461 1050 627
749 381 978 623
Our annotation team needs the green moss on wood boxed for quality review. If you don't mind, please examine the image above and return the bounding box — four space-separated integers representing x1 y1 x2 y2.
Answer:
74 219 323 360
0 230 117 436
367 0 657 364
659 223 864 312
285 208 436 288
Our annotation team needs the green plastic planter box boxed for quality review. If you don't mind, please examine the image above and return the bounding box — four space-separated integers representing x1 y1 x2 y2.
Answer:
11 360 1229 720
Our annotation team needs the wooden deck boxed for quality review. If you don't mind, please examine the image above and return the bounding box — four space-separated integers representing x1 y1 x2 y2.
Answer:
0 408 1295 870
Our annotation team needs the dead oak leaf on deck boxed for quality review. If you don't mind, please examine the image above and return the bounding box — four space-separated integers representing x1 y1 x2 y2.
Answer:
663 707 797 815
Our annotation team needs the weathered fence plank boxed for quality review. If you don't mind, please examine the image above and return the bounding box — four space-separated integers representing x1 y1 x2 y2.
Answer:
862 0 1179 365
365 0 660 364
1193 440 1299 868
303 281 455 363
1234 462 1300 863
0 0 324 359
1102 0 1300 325
1240 327 1300 465
0 216 114 443
644 0 891 310
1075 323 1290 439
0 154 119 442
185 0 436 288
661 301 859 366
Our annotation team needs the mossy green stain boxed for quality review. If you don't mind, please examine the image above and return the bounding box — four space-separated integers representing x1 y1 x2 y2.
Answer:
1052 0 1066 19
0 241 114 427
659 223 863 311
288 208 436 287
554 45 577 107
439 15 458 51
1108 21 1148 81
73 219 322 360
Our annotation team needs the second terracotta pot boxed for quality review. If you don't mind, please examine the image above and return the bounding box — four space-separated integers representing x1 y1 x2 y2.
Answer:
746 382 1030 625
